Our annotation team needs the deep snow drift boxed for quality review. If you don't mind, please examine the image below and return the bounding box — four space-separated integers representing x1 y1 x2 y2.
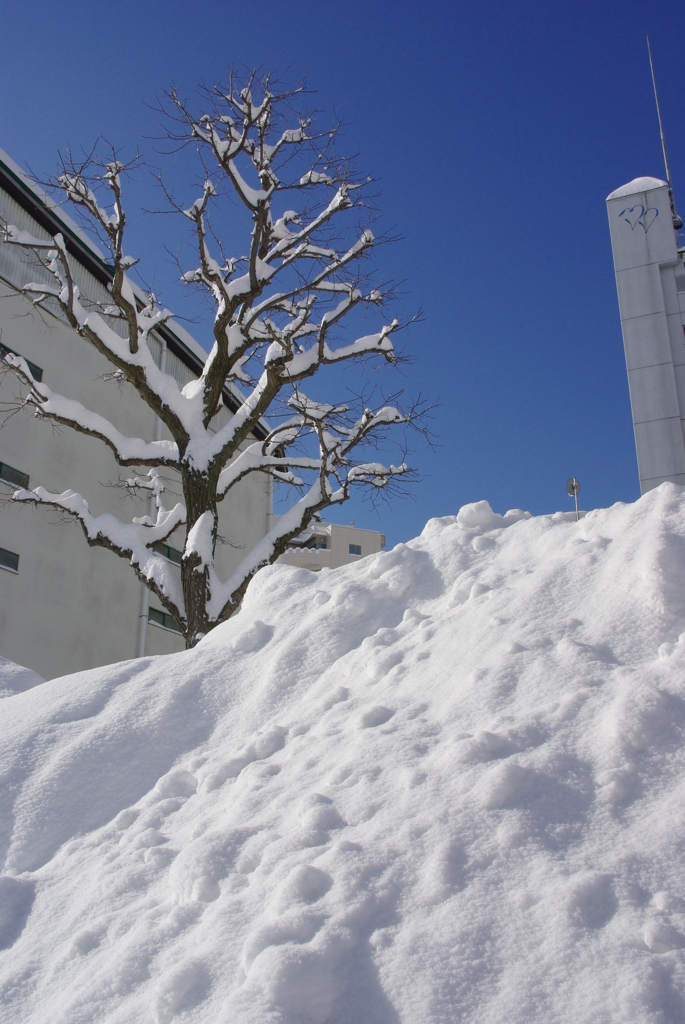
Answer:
3 485 685 1024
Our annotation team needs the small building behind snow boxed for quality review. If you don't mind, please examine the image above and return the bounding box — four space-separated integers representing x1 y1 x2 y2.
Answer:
276 517 385 571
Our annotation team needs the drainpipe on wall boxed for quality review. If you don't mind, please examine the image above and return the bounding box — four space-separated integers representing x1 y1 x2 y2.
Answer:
136 339 168 658
267 473 274 534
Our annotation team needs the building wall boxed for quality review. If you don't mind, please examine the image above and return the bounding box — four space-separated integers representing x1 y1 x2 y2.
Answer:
607 177 685 492
0 165 270 679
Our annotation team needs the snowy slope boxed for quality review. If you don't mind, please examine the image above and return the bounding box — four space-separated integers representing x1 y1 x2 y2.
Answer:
3 485 685 1024
0 656 44 698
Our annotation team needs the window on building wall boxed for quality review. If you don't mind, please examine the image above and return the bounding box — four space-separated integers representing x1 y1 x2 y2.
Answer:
148 607 182 633
152 541 183 565
0 462 29 489
314 537 328 549
0 547 19 573
0 343 43 382
349 543 362 556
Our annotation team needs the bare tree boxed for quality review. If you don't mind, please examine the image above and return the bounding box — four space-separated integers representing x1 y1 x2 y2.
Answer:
0 71 414 648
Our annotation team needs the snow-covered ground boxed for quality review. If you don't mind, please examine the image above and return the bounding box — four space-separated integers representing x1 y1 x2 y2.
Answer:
3 485 685 1024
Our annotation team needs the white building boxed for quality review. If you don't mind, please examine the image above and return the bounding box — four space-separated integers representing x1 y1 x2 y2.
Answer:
0 148 272 679
607 176 685 492
276 518 386 572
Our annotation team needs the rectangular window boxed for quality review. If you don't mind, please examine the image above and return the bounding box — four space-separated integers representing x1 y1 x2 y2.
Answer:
0 343 43 382
314 538 328 549
349 543 362 556
0 461 29 489
0 547 19 573
148 607 182 633
152 541 183 565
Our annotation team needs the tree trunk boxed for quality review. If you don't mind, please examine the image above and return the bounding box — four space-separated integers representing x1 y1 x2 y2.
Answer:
181 467 218 648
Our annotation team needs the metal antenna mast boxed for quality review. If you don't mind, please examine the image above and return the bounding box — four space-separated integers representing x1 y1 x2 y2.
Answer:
647 35 683 229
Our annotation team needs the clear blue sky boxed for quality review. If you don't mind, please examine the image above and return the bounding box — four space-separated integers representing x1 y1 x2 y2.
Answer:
2 0 683 545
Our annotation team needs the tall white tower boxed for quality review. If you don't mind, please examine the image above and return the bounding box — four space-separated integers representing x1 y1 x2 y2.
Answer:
607 176 685 492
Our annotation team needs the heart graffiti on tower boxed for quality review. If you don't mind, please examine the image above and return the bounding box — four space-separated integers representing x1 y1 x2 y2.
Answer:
618 204 659 232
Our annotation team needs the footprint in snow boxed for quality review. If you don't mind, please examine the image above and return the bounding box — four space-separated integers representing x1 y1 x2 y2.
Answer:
202 726 287 792
298 794 346 847
68 927 104 958
567 872 618 930
478 762 531 809
151 959 211 1024
450 581 491 606
271 865 333 915
320 686 349 711
169 828 254 903
145 846 176 868
299 793 345 830
455 730 514 764
240 909 326 976
402 608 430 625
658 632 685 660
327 765 356 787
358 706 395 729
131 828 168 850
367 652 403 682
114 808 139 831
154 770 198 800
652 891 685 913
596 764 636 804
643 921 685 953
232 620 273 653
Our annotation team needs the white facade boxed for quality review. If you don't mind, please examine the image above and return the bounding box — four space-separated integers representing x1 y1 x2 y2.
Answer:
276 518 386 571
0 149 271 679
607 176 685 492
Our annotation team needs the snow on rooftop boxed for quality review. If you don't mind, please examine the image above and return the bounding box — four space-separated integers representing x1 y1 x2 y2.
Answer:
0 148 205 361
606 176 669 201
0 146 109 261
3 485 685 1022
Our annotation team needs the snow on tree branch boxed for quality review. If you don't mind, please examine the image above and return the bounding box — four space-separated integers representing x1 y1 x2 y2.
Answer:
1 350 178 467
12 474 186 623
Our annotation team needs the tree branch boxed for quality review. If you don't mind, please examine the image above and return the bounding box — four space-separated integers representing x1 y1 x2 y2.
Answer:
13 482 186 622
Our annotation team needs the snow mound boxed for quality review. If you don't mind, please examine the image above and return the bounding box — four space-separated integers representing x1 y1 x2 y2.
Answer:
0 656 44 698
3 485 685 1023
